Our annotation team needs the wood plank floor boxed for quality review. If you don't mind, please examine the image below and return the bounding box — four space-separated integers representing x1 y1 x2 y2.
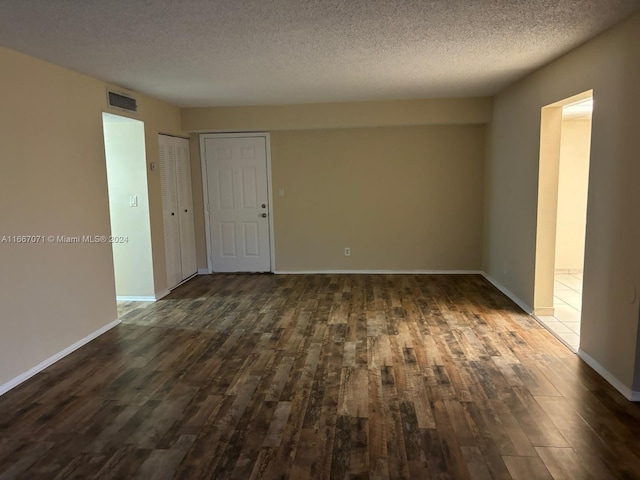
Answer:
1 274 640 479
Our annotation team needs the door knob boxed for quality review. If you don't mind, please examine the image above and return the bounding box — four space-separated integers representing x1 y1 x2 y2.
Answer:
262 204 266 208
261 213 267 218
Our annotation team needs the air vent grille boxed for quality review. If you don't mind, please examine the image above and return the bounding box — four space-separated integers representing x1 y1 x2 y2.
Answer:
107 90 138 113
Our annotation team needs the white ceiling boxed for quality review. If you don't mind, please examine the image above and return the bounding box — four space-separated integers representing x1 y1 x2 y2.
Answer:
1 1 639 107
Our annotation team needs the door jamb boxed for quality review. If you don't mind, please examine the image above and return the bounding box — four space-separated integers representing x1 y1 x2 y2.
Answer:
199 132 275 273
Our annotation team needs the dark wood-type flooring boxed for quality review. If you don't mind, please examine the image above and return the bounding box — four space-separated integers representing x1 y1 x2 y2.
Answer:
1 274 640 479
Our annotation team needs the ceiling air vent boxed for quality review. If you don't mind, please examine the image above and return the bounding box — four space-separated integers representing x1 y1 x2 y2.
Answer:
106 89 138 113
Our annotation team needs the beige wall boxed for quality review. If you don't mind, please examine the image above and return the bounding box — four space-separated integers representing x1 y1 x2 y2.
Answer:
270 127 484 271
0 47 186 388
484 12 640 392
555 117 592 272
182 97 492 132
187 99 490 274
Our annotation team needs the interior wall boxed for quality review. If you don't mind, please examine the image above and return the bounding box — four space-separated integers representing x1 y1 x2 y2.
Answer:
270 126 485 271
484 12 640 393
0 46 185 390
103 115 155 297
555 117 592 272
182 97 492 132
186 98 491 273
189 125 485 273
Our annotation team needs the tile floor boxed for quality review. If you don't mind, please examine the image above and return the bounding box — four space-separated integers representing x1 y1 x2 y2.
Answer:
536 272 583 352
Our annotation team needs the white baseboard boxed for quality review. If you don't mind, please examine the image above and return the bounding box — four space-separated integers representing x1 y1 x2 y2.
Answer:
116 295 157 302
0 319 121 397
154 289 170 300
578 349 640 401
274 270 483 275
480 272 533 314
198 268 211 275
116 290 170 302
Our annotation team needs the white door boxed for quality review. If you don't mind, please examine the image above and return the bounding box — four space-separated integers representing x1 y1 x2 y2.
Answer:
159 137 182 288
159 135 197 289
175 139 197 278
203 135 271 272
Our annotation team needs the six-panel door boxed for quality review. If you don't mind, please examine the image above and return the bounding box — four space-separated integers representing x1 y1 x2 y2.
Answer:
204 136 271 272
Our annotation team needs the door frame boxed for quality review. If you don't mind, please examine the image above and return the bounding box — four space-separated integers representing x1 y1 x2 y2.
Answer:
199 132 275 273
534 89 592 315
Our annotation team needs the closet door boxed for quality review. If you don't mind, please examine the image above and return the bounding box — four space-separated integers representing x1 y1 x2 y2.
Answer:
159 137 182 289
175 138 197 279
159 134 196 289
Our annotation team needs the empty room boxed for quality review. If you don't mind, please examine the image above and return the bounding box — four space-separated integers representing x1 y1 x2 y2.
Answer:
1 1 640 479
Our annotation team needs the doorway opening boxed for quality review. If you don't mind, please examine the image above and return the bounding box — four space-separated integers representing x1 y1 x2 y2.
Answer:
534 91 593 351
102 113 155 302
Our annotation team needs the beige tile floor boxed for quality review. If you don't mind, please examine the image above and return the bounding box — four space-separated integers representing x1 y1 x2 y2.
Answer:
536 272 583 351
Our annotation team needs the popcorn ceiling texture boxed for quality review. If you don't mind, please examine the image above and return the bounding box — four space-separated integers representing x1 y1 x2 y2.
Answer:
1 0 639 107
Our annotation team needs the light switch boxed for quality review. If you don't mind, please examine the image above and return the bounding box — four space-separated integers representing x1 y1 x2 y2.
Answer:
130 195 138 207
278 188 285 197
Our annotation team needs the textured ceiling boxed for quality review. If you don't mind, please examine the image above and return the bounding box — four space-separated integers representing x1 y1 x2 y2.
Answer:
1 1 639 107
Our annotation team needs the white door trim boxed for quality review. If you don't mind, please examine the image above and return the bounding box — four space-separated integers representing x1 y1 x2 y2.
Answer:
200 132 275 273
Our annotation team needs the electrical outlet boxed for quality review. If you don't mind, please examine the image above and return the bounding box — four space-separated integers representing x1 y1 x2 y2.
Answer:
344 247 351 256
